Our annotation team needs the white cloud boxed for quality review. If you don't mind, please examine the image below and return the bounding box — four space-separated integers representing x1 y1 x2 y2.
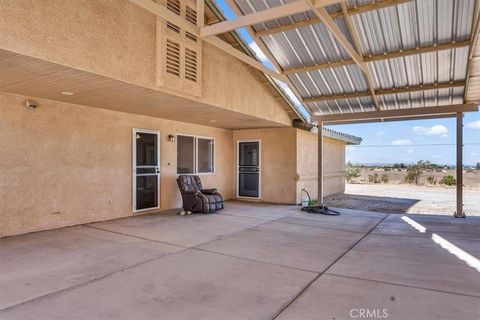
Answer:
466 120 480 129
375 130 385 136
275 80 303 106
407 148 414 154
413 125 448 137
248 41 269 64
391 139 413 146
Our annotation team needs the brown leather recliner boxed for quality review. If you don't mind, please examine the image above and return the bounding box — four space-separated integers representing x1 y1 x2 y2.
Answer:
176 175 224 213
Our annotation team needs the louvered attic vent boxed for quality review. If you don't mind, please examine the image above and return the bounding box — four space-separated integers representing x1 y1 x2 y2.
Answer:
185 48 197 82
167 22 180 33
158 0 202 95
185 6 196 24
166 0 180 33
186 31 197 42
166 0 180 14
166 39 180 76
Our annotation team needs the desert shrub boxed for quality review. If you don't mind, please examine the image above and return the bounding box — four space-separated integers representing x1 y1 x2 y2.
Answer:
368 173 380 184
380 174 389 183
440 175 456 186
405 166 421 184
345 162 360 183
404 161 430 185
426 175 437 185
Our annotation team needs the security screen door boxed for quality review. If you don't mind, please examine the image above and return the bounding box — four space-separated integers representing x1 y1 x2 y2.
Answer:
133 129 160 212
237 141 260 198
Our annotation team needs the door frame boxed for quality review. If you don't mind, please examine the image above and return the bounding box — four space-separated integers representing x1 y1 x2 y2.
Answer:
132 128 160 213
236 139 261 199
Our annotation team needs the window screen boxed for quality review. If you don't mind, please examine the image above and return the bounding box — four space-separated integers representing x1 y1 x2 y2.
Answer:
177 135 195 174
197 138 214 173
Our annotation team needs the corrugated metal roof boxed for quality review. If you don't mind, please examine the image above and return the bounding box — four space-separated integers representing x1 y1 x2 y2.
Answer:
231 0 476 116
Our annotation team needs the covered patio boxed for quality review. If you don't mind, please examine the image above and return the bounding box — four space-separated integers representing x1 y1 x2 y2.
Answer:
1 202 479 319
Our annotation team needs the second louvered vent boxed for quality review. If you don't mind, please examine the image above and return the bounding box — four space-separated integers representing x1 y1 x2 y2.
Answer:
166 39 180 76
185 6 197 24
157 0 202 95
166 0 180 15
185 48 197 82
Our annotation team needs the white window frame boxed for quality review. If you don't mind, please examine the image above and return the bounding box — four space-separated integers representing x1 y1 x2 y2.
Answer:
177 134 215 175
132 128 160 213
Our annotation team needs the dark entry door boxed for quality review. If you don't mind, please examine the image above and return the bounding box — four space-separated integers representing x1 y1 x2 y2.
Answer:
238 141 260 198
133 129 160 212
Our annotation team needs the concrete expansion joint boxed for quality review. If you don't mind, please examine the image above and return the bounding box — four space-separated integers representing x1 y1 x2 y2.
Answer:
271 213 391 320
0 247 191 314
323 273 480 299
191 246 320 274
0 217 278 313
83 225 189 249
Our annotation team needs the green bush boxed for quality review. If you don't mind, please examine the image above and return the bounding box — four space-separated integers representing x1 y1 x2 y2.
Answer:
346 162 360 183
440 175 456 186
405 166 422 184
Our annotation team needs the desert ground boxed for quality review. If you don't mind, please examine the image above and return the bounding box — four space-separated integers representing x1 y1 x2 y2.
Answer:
324 168 480 216
352 167 480 188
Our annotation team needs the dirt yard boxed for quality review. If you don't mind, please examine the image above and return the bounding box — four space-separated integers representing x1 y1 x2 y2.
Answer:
351 167 480 188
325 184 480 216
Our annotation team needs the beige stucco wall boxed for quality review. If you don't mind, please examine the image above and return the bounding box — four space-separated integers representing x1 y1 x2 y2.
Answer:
0 92 234 237
296 129 346 203
0 94 349 237
233 128 298 204
0 0 291 126
232 128 346 205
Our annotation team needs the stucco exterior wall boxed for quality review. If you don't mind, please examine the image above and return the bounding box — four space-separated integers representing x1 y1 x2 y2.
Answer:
232 128 298 204
0 94 349 237
232 128 348 205
0 0 291 126
202 43 291 125
296 129 346 203
0 92 234 237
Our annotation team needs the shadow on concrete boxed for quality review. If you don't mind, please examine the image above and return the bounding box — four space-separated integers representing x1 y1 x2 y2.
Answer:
324 193 420 214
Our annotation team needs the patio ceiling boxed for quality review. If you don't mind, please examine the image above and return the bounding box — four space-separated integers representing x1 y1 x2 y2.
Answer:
221 0 480 118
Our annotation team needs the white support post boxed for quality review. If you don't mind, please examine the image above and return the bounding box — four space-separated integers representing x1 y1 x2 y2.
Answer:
318 122 324 204
455 112 465 218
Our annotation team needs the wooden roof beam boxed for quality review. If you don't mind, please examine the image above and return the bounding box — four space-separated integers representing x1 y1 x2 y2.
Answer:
200 0 342 38
256 0 413 37
283 40 471 74
304 81 466 104
224 0 312 119
304 1 379 109
339 2 380 109
315 103 478 124
304 1 366 71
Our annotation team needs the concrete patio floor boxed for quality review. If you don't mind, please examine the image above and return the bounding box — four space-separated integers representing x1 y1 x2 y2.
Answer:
1 201 479 320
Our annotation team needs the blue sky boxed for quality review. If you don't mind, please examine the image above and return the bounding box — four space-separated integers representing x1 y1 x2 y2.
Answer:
214 1 480 166
329 113 480 166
